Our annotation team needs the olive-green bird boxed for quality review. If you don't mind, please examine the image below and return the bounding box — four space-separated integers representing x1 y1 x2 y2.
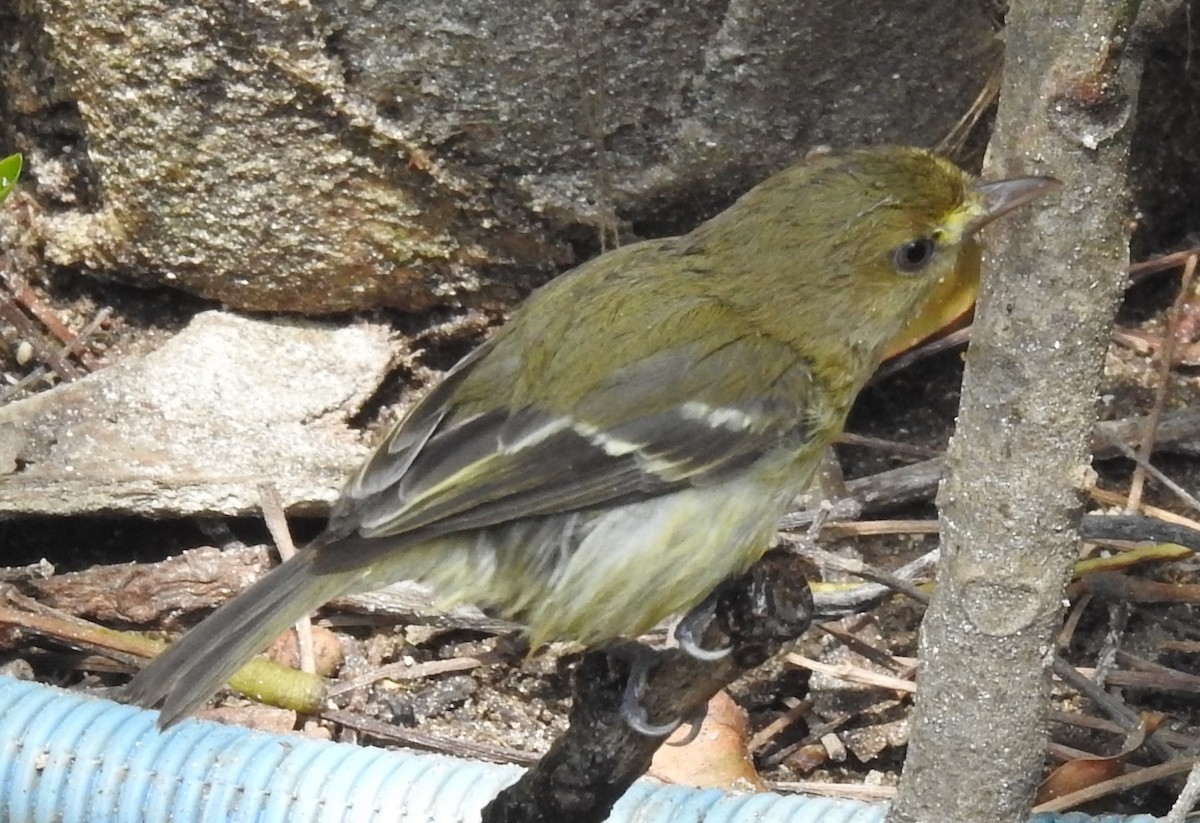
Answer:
126 147 1058 728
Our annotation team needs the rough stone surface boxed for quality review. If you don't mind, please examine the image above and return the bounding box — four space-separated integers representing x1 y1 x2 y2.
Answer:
0 311 395 516
2 0 997 312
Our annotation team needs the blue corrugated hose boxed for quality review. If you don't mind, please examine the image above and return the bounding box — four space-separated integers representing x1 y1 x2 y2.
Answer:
0 676 1161 823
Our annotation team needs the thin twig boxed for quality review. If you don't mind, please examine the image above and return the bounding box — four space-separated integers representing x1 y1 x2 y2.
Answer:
1079 512 1200 551
787 539 938 617
1127 253 1197 512
875 326 971 379
818 623 914 674
874 248 1200 384
837 433 941 460
1090 487 1200 530
326 654 493 698
1032 755 1200 814
795 543 932 606
1052 657 1177 763
771 780 897 803
0 306 112 402
1166 760 1200 823
760 710 855 769
747 696 812 753
4 277 101 370
0 295 84 381
786 653 916 694
936 59 1003 157
1091 599 1129 688
1048 709 1199 750
820 519 939 538
1056 592 1092 649
323 708 539 765
1128 246 1200 281
258 483 315 679
0 559 55 582
1104 437 1200 515
62 306 112 369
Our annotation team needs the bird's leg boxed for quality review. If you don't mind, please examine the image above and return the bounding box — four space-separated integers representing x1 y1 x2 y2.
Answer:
484 554 814 823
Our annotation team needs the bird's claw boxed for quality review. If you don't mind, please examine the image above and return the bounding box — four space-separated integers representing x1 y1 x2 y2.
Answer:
666 704 708 747
620 653 681 737
674 595 731 661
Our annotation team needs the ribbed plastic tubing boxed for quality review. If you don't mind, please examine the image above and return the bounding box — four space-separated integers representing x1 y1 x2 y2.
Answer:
0 676 1161 823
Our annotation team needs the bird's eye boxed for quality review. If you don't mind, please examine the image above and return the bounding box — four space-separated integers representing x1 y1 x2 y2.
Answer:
892 238 936 273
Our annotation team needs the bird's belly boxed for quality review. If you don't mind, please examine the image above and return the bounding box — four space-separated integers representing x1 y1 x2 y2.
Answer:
382 478 799 649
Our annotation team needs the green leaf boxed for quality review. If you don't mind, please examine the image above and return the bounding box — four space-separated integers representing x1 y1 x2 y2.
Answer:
0 153 23 205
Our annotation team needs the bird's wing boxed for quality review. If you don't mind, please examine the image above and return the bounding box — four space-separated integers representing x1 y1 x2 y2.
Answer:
327 329 819 548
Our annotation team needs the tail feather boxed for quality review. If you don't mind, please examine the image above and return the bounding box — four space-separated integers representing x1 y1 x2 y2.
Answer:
124 547 354 727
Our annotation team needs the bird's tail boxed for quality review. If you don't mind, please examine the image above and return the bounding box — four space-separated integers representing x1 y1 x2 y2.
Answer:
124 546 356 728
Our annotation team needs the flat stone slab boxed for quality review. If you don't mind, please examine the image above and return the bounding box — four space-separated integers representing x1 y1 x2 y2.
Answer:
0 311 396 518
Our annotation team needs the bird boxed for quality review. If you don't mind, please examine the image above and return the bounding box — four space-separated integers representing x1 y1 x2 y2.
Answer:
125 146 1059 729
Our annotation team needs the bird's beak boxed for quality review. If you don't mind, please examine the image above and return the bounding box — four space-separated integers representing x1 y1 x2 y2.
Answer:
969 176 1061 234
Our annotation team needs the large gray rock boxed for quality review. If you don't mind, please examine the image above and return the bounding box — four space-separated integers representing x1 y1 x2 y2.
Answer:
5 0 997 312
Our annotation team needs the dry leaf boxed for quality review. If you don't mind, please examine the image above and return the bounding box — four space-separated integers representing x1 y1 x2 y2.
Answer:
648 691 765 791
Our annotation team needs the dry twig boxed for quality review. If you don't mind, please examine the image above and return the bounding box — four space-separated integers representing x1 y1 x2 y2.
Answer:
1126 254 1197 512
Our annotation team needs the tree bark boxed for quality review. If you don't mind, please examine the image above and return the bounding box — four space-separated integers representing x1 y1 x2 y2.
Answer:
888 1 1149 821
